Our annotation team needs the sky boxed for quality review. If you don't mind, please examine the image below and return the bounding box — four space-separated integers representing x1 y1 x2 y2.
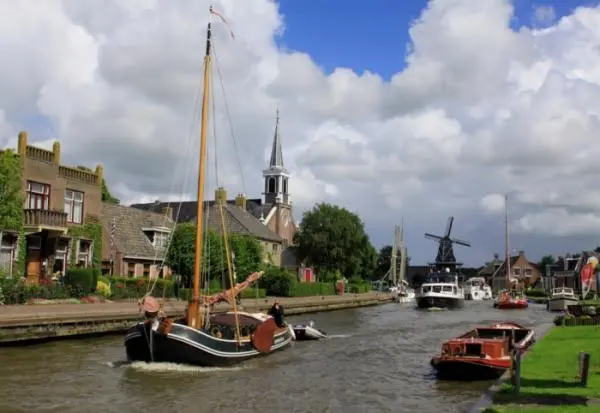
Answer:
1 0 600 266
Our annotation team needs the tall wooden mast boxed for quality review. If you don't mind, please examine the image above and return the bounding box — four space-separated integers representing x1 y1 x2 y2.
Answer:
187 8 213 329
504 193 511 290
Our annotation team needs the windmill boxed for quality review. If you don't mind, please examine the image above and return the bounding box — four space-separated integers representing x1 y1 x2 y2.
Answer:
424 216 471 270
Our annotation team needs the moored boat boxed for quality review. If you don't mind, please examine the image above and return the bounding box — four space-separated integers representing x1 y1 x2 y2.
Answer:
547 286 578 312
430 322 535 380
494 289 528 309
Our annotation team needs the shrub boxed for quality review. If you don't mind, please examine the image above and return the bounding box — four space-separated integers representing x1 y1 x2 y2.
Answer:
96 280 111 298
260 266 297 297
64 268 96 297
106 276 175 299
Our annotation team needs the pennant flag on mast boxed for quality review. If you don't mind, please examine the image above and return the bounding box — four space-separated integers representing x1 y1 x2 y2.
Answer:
210 6 235 40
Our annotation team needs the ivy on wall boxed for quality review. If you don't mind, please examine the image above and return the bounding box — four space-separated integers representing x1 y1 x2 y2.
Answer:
0 150 25 275
67 215 103 268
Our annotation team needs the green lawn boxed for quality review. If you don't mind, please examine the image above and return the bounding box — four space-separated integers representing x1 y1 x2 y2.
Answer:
484 326 600 413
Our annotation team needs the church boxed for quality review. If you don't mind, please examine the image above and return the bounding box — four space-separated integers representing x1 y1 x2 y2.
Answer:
129 110 306 274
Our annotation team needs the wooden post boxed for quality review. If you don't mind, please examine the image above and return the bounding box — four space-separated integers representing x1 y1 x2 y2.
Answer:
579 352 591 387
513 349 522 394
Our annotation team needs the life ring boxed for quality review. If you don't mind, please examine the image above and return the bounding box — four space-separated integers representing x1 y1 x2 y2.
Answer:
211 326 222 338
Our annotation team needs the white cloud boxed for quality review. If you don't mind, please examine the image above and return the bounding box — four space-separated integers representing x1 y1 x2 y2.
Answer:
480 194 506 214
533 5 556 26
2 0 600 262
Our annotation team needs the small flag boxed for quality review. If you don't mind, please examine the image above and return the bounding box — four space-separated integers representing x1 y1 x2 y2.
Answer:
210 6 235 40
110 218 116 261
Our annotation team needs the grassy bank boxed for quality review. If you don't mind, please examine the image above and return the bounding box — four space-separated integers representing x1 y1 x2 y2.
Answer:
483 326 600 413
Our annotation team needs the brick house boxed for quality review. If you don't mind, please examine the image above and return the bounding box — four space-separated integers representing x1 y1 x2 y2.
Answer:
0 131 103 283
100 203 174 278
486 250 541 292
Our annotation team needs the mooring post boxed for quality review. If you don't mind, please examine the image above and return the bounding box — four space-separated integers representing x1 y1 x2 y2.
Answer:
513 348 522 394
579 352 591 387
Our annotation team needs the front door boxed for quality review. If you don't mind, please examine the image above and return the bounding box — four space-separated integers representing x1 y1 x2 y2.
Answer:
26 249 41 284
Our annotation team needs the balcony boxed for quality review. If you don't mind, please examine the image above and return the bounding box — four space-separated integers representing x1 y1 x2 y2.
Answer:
23 209 68 234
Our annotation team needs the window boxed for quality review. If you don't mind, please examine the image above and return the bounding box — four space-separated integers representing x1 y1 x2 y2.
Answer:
77 240 91 267
272 243 278 253
267 177 276 193
143 264 150 277
153 232 169 248
513 268 521 275
26 181 50 210
65 190 84 224
525 268 533 276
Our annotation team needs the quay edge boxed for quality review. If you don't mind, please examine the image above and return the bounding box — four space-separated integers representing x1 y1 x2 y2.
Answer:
0 293 394 345
466 322 555 413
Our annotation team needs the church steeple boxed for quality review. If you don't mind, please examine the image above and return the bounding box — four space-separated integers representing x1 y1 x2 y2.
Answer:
269 108 284 168
263 108 290 205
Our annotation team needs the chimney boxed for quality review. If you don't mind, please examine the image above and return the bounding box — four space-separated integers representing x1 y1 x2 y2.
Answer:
17 131 27 156
518 250 525 258
215 187 227 205
235 193 247 210
161 206 173 220
52 141 61 164
493 253 499 260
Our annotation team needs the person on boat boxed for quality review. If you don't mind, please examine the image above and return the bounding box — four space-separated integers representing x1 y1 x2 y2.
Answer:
268 300 286 327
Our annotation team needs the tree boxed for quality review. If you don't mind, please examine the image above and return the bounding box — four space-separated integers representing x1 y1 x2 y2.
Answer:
0 150 24 231
165 223 262 289
537 255 556 274
77 165 120 204
293 203 377 280
373 245 392 281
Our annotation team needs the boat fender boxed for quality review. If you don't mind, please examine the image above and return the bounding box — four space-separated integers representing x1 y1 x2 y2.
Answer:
211 326 222 339
288 324 296 341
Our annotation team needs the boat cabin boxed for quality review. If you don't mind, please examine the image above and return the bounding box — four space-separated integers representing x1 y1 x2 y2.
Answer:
551 286 575 297
442 337 509 359
421 283 459 296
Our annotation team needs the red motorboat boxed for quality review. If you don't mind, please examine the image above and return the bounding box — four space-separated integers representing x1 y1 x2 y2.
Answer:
494 289 528 310
430 322 535 380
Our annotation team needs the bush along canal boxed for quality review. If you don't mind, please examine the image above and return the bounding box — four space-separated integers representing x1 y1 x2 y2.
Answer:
481 325 600 413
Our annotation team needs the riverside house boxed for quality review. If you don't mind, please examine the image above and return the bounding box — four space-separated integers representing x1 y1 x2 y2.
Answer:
0 132 103 283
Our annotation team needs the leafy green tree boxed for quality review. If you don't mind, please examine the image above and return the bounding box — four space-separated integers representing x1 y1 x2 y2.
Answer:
0 150 23 231
537 254 556 273
373 245 392 280
293 203 377 280
166 223 262 289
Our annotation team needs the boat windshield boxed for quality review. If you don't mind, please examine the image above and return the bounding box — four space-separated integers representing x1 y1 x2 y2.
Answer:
426 273 457 283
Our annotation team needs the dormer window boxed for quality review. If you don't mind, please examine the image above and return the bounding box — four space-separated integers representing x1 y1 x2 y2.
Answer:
154 232 168 248
142 227 170 249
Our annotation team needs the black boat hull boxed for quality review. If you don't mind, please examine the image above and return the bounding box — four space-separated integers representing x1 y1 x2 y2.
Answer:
431 359 505 381
124 320 293 367
416 296 464 309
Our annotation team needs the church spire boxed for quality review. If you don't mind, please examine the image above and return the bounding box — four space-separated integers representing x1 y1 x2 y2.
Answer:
269 108 284 169
263 108 290 205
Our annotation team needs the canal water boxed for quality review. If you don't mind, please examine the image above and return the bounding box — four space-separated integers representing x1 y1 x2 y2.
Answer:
0 301 553 413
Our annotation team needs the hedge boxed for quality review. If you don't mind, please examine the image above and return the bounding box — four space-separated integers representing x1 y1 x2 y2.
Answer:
178 287 266 301
525 288 547 298
289 282 336 297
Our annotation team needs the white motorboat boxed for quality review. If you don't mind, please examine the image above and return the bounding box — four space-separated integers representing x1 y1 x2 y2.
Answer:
292 321 328 341
547 286 578 312
416 269 465 310
463 277 493 301
392 280 416 303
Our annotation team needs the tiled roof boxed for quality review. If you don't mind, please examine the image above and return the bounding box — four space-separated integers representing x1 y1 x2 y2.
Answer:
196 203 282 243
130 199 271 222
100 203 174 260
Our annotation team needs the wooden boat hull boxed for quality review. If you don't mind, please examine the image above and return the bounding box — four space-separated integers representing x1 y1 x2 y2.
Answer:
495 300 528 309
431 358 507 380
124 318 293 367
431 322 535 381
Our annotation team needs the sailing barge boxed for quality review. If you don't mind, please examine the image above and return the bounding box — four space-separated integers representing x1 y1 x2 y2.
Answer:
430 322 535 380
124 7 294 367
